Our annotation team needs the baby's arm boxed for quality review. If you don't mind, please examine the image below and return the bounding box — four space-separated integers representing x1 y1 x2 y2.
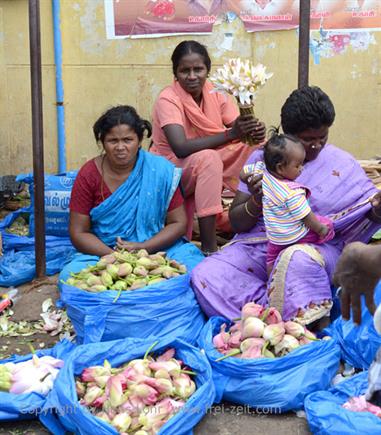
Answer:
302 211 329 237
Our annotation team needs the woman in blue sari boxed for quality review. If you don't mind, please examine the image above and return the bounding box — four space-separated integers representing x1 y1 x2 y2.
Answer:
59 106 204 344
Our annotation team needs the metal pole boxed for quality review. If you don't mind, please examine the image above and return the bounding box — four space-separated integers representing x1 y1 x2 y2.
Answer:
298 0 311 88
29 0 46 277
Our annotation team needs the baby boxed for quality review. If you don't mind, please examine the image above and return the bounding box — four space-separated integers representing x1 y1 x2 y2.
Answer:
242 132 335 275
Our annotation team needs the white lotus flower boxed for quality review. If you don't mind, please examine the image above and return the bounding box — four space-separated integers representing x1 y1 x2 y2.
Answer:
210 58 273 106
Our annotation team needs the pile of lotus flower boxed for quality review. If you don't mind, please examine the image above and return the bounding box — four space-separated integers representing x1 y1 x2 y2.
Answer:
64 249 187 293
0 354 64 395
76 345 196 434
213 303 325 360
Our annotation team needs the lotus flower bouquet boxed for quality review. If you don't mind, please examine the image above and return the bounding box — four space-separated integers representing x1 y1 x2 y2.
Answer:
77 344 197 434
209 59 273 146
63 249 187 293
213 303 329 361
0 354 64 395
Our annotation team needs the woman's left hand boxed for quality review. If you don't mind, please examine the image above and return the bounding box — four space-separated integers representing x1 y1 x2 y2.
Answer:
116 237 145 252
371 191 381 209
251 120 266 143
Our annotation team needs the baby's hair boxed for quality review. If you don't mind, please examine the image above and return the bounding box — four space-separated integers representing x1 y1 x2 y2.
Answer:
264 127 302 172
93 105 152 144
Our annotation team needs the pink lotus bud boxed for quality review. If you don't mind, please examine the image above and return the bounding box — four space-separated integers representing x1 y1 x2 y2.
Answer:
93 374 111 388
240 337 265 353
92 394 107 408
228 331 242 349
241 345 263 359
241 302 264 320
106 374 126 408
154 369 171 380
112 412 132 433
274 334 300 356
130 383 159 405
213 333 229 352
229 320 242 333
82 385 104 406
264 307 282 324
303 328 317 340
118 262 133 277
75 381 86 398
145 377 174 395
149 359 181 378
262 323 285 346
121 395 146 416
128 359 151 376
241 317 265 339
138 398 172 431
299 336 313 346
106 264 119 279
157 348 176 362
173 373 196 399
284 321 305 338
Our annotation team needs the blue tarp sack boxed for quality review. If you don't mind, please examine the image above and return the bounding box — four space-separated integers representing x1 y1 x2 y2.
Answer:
304 371 381 434
59 242 205 345
0 340 75 423
198 316 341 412
324 281 381 369
0 209 75 287
43 336 215 435
17 172 77 238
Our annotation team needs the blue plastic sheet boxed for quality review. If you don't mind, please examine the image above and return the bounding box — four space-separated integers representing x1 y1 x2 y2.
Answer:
44 336 215 435
198 316 341 412
324 281 381 369
0 209 75 287
0 340 75 422
59 242 205 344
304 371 381 434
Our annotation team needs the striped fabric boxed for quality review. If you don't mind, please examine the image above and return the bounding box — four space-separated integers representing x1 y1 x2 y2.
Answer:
250 161 311 245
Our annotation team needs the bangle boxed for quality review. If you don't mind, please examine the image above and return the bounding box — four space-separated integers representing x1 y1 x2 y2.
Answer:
244 201 260 218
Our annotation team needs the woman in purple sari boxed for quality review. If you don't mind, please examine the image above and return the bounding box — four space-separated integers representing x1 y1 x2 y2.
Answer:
191 86 381 326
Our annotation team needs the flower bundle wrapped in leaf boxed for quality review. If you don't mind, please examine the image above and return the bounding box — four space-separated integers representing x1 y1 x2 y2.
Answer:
210 58 273 146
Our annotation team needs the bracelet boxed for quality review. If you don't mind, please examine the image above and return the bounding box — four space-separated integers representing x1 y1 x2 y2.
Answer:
244 201 261 218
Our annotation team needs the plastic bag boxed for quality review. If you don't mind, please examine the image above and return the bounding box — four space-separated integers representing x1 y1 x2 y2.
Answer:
17 172 77 238
198 316 341 412
324 281 381 369
0 340 75 422
304 371 381 434
59 242 205 345
43 336 215 435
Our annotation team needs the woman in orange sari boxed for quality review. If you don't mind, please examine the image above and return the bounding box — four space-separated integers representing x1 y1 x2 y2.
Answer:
151 40 266 254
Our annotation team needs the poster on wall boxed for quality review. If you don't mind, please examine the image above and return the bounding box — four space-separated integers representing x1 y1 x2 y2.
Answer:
105 0 381 39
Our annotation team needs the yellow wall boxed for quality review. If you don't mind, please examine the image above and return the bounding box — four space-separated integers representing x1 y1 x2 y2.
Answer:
0 0 380 175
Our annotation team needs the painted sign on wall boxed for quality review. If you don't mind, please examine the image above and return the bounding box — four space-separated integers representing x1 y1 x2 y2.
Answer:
105 0 381 38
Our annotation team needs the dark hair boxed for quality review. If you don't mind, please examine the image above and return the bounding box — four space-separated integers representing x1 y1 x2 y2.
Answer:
93 105 152 144
281 86 335 135
171 40 211 76
264 128 302 172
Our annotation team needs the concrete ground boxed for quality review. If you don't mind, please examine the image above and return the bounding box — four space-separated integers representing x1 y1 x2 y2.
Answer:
0 278 311 435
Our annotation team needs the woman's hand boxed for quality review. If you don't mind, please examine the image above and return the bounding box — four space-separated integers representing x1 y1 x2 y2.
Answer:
371 191 381 208
239 172 263 203
333 242 380 324
116 237 145 252
231 116 266 144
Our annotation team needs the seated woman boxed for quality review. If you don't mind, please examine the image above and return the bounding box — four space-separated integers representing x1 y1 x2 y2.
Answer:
191 86 381 326
61 105 202 280
151 40 266 255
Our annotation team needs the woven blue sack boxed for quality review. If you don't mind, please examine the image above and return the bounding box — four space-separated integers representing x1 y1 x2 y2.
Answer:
198 316 341 412
304 371 381 434
0 340 75 422
17 172 77 238
324 281 381 369
43 336 215 435
59 242 205 345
